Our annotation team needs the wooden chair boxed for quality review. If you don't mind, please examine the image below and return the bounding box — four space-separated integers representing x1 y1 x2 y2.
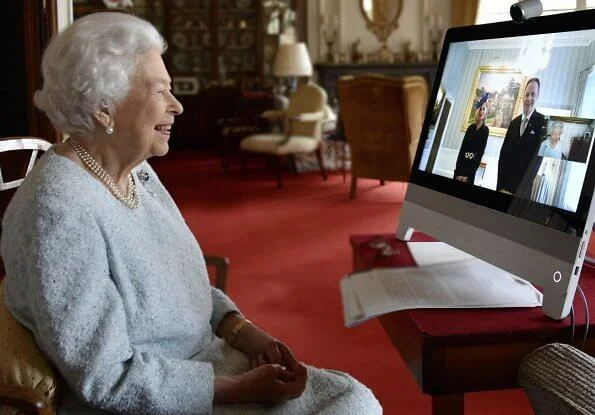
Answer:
337 75 428 198
0 137 52 191
0 137 230 414
239 82 328 189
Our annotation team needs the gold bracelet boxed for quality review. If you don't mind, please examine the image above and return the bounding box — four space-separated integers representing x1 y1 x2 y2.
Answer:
227 318 250 346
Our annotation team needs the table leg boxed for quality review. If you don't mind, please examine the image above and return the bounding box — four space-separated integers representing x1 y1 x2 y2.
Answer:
432 394 464 415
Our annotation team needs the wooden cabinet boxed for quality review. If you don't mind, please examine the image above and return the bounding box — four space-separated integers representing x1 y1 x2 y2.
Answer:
164 0 263 86
164 0 309 149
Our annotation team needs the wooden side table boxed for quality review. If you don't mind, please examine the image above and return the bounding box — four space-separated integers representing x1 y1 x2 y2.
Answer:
350 233 595 415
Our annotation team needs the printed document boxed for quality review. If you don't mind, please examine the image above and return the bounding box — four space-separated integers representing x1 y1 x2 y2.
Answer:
341 257 542 328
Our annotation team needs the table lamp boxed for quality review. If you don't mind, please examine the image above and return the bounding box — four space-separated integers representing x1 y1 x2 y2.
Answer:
273 42 313 95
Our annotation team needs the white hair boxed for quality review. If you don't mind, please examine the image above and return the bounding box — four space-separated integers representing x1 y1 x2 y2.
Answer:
551 120 564 133
34 12 166 135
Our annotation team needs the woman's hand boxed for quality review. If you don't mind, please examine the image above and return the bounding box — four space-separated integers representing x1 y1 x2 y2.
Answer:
217 313 300 375
214 363 307 405
455 175 469 183
234 322 299 371
240 362 307 402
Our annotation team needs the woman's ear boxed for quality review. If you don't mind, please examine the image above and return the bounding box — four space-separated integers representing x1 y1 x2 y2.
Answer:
93 107 112 130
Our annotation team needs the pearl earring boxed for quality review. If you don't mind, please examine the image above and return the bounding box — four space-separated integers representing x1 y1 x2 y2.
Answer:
106 126 114 135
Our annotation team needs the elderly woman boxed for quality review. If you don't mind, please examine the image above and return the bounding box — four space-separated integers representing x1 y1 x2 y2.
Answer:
532 121 567 204
537 120 564 159
1 12 381 415
454 93 490 184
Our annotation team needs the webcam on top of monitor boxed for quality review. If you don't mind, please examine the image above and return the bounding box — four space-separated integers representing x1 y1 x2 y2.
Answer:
510 0 543 23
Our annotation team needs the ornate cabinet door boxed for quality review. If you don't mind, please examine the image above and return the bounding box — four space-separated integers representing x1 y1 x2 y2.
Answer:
215 0 262 84
164 0 262 87
166 0 213 84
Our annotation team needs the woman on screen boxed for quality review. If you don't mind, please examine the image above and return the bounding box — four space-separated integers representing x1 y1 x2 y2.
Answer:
537 120 564 159
454 93 490 184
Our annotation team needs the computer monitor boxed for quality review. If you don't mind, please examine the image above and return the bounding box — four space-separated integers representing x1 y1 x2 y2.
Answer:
397 9 595 320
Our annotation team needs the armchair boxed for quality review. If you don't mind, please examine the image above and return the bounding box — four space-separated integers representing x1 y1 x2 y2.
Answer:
337 75 428 198
239 82 328 189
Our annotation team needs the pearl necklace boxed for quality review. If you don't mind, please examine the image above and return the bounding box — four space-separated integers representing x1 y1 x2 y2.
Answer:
69 138 139 209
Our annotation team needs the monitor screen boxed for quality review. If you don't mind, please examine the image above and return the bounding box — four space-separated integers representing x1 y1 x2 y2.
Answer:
412 27 595 236
399 10 595 320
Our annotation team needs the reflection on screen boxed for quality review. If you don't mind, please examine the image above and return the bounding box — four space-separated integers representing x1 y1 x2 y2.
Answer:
419 31 595 214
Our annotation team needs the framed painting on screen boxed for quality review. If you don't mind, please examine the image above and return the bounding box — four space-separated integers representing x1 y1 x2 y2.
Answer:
461 66 525 137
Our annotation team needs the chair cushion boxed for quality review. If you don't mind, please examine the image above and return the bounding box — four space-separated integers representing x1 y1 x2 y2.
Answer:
0 280 59 408
241 134 319 155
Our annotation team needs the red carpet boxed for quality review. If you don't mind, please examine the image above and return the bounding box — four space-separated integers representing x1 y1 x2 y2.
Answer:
152 151 534 415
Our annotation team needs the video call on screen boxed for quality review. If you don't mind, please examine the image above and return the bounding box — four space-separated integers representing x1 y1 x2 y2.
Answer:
419 30 595 214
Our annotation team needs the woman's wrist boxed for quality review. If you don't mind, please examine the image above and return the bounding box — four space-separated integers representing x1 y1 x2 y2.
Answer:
226 318 251 347
214 375 243 404
216 312 244 342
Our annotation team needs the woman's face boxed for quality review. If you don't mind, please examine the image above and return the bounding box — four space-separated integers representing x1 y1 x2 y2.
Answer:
111 49 183 160
551 127 562 144
475 103 487 124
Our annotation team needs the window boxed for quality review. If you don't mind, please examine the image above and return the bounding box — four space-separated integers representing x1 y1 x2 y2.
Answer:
476 0 594 24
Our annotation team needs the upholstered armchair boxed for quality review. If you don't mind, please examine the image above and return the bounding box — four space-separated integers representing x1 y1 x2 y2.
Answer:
239 82 328 189
337 75 428 198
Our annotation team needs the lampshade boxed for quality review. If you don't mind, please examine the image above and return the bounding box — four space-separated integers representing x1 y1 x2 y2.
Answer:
273 43 313 77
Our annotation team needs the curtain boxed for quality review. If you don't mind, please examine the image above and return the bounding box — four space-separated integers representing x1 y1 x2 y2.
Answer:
450 0 479 27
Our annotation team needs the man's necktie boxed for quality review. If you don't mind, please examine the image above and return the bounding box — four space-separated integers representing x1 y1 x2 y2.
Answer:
520 118 529 136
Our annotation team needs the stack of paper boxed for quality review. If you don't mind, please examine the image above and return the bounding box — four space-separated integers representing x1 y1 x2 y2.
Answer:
341 242 543 328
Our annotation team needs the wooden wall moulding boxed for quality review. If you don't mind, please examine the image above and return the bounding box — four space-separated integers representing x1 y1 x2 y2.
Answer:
24 0 59 142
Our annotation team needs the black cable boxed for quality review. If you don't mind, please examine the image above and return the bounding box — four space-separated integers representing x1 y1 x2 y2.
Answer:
570 304 575 347
577 284 590 351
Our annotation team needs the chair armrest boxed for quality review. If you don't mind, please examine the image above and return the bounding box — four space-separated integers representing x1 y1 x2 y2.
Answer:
0 281 60 414
289 111 325 123
0 383 53 415
204 255 230 294
261 110 286 121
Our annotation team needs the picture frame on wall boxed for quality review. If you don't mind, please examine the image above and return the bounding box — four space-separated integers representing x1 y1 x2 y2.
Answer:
173 76 200 95
461 66 525 137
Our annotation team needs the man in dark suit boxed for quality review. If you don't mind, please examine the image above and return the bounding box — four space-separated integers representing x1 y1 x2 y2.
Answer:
497 77 545 196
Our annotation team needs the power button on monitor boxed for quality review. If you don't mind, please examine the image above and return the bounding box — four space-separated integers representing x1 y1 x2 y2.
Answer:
553 271 562 283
